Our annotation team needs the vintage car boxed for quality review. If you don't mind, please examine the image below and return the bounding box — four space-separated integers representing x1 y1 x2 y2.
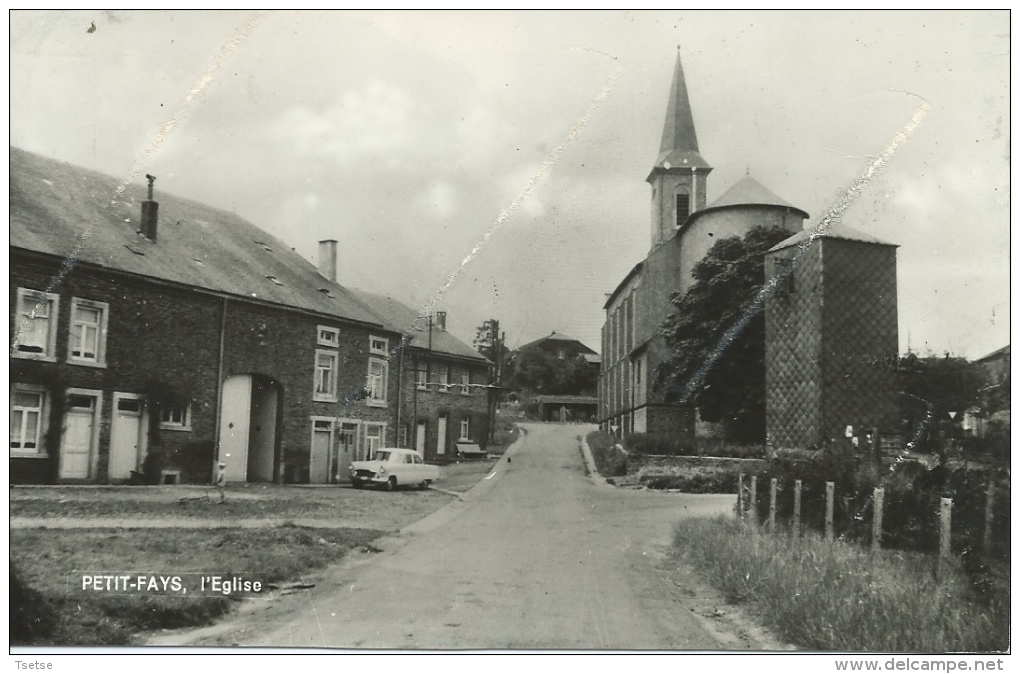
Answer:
349 448 441 491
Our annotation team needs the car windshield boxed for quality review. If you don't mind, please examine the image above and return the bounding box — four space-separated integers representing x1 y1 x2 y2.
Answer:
372 450 391 462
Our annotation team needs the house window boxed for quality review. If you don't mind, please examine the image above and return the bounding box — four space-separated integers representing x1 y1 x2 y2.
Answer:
317 326 339 347
557 347 567 360
437 364 450 392
363 423 385 455
370 336 388 356
13 288 59 361
314 350 338 401
69 298 110 366
159 403 191 431
416 361 428 390
459 371 471 396
367 358 388 406
10 385 46 457
676 193 690 227
459 418 470 441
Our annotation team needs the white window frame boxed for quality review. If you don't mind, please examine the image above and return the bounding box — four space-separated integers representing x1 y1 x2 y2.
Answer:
415 361 428 390
13 288 59 362
369 335 389 356
363 422 386 456
459 418 471 441
10 383 48 458
317 325 339 348
68 297 110 367
159 402 192 431
459 371 471 396
314 349 339 401
366 357 388 407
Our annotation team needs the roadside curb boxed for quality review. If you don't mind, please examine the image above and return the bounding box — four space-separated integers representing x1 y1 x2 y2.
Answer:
579 433 614 489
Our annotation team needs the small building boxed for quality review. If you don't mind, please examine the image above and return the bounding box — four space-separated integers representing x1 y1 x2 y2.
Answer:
10 147 400 485
347 291 491 463
535 395 598 423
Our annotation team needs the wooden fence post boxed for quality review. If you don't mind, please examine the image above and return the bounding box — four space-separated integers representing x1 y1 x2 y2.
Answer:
769 478 777 533
793 480 802 538
984 480 996 553
737 472 745 520
825 481 835 541
749 475 758 528
937 497 953 579
872 487 884 550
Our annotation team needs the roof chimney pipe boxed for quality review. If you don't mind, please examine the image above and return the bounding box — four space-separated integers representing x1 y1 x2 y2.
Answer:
434 311 447 331
318 239 337 283
140 174 158 241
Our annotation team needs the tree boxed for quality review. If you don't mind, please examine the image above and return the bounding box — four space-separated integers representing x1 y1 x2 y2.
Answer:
655 225 793 444
473 319 511 370
506 347 598 396
898 352 987 441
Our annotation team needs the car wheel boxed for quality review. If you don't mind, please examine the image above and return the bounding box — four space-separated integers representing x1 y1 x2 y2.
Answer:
386 476 397 492
419 480 431 491
352 480 363 489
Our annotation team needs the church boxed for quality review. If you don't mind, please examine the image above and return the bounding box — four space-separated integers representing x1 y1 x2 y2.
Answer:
597 49 809 437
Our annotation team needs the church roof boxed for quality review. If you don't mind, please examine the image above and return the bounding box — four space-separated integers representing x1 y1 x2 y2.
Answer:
706 174 806 213
647 50 711 179
767 223 898 253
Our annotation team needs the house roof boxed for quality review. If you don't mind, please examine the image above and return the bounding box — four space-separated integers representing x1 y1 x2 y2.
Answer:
767 222 899 253
705 174 806 213
10 146 386 328
517 330 598 356
976 344 1010 363
346 288 488 364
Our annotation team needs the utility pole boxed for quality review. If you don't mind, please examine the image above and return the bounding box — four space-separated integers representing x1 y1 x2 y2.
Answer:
488 319 500 444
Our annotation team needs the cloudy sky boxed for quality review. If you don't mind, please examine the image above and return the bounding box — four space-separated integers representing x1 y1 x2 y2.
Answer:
10 10 1010 358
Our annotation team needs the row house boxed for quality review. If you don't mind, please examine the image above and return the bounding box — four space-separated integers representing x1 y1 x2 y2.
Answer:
348 290 491 463
10 146 404 485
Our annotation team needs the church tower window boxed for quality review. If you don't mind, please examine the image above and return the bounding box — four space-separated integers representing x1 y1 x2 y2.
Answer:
676 193 690 228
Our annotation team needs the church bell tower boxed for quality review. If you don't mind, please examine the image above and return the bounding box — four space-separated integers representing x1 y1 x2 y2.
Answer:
647 47 712 249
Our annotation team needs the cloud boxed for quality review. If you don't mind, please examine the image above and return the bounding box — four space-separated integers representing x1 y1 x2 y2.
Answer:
272 80 412 166
415 181 457 219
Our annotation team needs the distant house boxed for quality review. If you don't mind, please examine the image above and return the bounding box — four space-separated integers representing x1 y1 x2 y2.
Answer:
10 147 401 485
512 331 601 400
347 292 491 462
517 330 600 368
962 344 1010 437
534 395 598 423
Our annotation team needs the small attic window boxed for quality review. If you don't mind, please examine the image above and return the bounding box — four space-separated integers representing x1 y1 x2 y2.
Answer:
254 240 273 252
192 258 205 266
318 288 335 298
124 245 145 256
266 275 284 286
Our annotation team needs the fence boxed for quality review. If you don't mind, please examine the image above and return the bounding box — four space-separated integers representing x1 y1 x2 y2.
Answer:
736 464 1010 576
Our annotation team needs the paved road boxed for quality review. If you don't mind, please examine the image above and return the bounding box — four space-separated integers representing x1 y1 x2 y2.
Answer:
156 423 778 650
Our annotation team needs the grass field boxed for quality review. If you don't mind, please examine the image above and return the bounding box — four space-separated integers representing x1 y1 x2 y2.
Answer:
672 517 1009 652
11 526 385 646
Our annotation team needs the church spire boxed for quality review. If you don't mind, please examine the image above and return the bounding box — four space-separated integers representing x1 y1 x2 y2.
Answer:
650 47 711 174
646 47 712 249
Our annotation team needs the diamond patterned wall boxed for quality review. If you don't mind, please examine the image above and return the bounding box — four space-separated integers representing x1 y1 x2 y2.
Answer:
766 236 898 451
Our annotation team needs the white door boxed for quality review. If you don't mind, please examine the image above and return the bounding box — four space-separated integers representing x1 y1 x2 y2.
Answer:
218 375 252 482
436 415 447 455
415 422 426 454
109 394 146 480
310 420 332 484
60 394 97 479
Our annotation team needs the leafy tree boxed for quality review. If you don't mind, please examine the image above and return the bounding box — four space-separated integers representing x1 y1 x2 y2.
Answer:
506 347 598 396
655 225 793 444
898 352 987 440
473 319 511 372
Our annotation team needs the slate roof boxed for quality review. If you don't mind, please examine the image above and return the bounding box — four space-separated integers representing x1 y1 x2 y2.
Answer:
647 50 712 177
518 330 598 355
705 174 806 213
346 288 488 364
767 222 898 253
10 147 384 328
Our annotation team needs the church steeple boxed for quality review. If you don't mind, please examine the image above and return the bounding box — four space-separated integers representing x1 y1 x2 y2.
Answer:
647 47 712 249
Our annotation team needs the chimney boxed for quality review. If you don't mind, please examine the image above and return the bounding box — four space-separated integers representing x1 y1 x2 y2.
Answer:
140 174 159 241
434 311 447 331
318 239 337 283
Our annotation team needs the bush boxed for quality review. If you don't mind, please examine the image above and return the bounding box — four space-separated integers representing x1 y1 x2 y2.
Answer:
586 431 627 477
622 432 763 459
10 562 56 643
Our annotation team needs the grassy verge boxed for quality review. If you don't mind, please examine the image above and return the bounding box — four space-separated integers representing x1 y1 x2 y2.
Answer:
11 525 384 646
586 431 627 477
439 459 499 493
672 518 1009 652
